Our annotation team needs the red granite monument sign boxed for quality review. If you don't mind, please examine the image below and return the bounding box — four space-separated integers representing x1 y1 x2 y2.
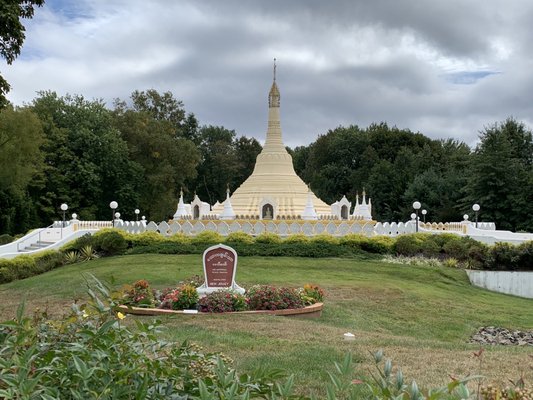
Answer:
198 244 245 295
204 246 235 287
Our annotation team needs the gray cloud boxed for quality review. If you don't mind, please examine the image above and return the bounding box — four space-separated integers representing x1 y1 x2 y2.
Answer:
4 0 533 148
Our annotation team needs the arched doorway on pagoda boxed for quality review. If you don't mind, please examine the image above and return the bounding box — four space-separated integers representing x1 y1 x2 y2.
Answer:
341 205 348 220
193 205 200 220
262 203 274 220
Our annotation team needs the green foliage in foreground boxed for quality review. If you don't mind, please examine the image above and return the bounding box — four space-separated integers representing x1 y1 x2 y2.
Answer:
0 276 515 399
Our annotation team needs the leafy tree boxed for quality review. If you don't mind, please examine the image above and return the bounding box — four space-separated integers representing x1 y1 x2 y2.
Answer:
30 92 143 223
126 89 200 142
464 118 533 231
0 0 44 108
0 105 44 234
113 97 200 221
185 126 262 205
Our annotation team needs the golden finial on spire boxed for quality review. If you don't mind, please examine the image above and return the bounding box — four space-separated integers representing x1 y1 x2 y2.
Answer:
273 58 277 82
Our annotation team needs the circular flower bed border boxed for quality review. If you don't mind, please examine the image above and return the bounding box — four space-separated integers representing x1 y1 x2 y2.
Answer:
118 302 323 318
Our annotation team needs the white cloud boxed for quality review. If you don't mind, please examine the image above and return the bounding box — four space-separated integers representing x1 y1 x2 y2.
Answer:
4 0 533 147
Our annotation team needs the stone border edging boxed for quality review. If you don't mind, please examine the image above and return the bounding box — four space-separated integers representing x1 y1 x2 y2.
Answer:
118 302 323 318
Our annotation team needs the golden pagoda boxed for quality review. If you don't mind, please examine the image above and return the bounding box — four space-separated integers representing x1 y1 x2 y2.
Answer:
210 60 331 219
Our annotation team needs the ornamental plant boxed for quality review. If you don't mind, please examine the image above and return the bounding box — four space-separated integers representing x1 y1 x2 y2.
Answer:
198 290 248 313
300 284 325 305
122 279 155 307
160 283 199 310
247 285 304 311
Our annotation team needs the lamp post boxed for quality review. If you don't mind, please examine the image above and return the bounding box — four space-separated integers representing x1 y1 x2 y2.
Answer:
472 204 480 228
110 201 118 227
60 203 68 227
134 209 140 222
421 209 427 223
412 201 421 232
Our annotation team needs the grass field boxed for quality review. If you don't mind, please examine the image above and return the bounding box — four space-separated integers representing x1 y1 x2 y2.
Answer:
1 253 532 396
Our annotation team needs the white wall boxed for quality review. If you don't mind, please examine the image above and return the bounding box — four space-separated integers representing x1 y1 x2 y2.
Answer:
466 270 533 299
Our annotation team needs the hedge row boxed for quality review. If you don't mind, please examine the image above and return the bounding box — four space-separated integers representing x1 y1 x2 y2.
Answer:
0 230 531 286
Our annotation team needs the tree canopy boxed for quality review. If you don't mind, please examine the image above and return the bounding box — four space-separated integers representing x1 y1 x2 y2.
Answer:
0 0 44 108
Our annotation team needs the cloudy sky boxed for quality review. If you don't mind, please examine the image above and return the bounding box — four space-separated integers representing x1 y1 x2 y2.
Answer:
4 0 533 147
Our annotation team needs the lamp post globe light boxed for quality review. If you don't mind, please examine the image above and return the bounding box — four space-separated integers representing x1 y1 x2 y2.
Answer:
110 201 118 227
472 204 480 228
134 209 140 221
421 209 427 223
412 201 421 232
60 203 68 227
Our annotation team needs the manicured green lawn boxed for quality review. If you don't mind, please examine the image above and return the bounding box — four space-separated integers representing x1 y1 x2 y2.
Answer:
1 254 532 396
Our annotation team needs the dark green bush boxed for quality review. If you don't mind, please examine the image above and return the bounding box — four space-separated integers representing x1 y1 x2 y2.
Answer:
393 234 426 256
361 235 394 254
94 230 128 256
0 265 15 284
60 233 95 252
486 242 519 270
517 241 533 270
0 234 14 245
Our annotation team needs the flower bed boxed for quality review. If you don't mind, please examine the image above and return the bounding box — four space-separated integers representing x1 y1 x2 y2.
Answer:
117 277 324 317
118 302 323 318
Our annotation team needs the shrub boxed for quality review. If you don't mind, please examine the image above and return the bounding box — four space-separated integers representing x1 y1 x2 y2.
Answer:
79 245 99 261
167 233 191 244
127 231 165 247
122 279 155 307
33 250 64 272
361 235 394 254
443 258 459 268
191 230 223 245
93 229 127 256
339 234 367 249
198 290 248 313
60 233 95 252
284 234 310 244
0 266 15 284
420 236 441 258
340 233 395 254
63 250 80 264
311 233 339 245
393 234 427 256
246 285 304 310
517 241 533 270
300 284 325 305
255 232 282 244
225 232 254 244
160 284 199 310
0 277 298 399
0 234 14 245
486 242 519 270
10 255 37 279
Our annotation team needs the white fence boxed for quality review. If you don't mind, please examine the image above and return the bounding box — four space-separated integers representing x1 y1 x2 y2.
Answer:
113 220 413 237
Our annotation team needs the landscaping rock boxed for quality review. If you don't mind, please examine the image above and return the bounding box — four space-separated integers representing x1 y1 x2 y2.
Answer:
471 326 533 346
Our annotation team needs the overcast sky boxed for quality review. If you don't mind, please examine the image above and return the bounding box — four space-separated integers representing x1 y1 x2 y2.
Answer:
4 0 533 148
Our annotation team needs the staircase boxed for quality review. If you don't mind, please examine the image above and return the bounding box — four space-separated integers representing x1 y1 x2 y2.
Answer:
18 240 57 253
